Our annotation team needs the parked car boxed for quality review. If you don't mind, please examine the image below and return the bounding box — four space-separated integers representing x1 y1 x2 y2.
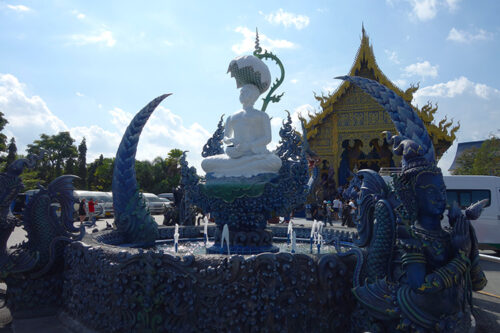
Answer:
159 198 173 208
142 193 167 215
158 193 174 201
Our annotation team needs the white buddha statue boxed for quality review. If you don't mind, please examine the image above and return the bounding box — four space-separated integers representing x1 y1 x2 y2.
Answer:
201 55 282 178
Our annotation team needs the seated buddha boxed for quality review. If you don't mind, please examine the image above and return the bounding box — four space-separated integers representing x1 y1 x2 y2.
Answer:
201 55 282 178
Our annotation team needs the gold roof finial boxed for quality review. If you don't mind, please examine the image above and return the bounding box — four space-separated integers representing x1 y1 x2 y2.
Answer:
362 22 366 37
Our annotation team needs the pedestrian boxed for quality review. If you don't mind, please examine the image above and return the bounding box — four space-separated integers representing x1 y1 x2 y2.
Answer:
332 197 341 221
318 201 327 223
310 202 319 221
341 200 350 227
78 198 87 222
348 198 357 227
88 198 96 225
325 201 333 226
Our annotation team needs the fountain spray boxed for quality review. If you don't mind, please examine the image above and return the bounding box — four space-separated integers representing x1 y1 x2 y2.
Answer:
174 223 179 253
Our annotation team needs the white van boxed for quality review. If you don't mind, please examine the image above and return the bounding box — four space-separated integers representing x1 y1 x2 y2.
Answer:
443 176 500 251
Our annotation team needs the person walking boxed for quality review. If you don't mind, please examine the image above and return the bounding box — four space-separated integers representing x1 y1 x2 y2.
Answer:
348 198 357 227
325 201 333 226
341 200 350 227
78 198 87 222
88 198 96 226
332 197 341 221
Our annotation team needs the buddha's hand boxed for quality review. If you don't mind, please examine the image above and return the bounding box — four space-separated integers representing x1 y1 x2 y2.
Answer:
451 214 471 256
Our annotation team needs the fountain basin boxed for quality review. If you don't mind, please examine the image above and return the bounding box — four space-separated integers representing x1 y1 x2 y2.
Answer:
61 226 357 332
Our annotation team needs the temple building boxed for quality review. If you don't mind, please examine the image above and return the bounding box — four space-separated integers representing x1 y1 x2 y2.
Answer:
304 26 459 188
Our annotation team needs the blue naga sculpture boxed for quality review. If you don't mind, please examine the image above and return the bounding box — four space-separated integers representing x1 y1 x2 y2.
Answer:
336 76 487 332
0 154 84 314
111 94 171 246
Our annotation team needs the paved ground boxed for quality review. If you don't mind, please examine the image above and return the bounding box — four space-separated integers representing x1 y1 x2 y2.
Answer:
1 215 499 332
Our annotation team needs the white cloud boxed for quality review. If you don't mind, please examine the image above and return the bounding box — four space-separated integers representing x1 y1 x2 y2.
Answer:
413 77 500 173
321 85 337 94
396 0 461 22
403 61 438 78
289 104 314 131
394 79 408 87
260 9 310 30
270 117 283 129
70 125 121 161
6 4 31 12
444 0 461 11
232 26 295 54
0 73 210 172
409 0 437 21
163 40 173 47
76 92 84 97
290 79 298 84
413 76 500 102
0 73 68 151
107 105 211 172
71 10 86 20
68 30 116 47
447 27 492 43
385 49 400 64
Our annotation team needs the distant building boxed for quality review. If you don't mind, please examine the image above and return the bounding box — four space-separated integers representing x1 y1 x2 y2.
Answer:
448 140 485 172
304 26 459 186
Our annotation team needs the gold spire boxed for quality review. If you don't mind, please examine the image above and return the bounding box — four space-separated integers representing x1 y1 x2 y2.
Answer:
308 25 409 139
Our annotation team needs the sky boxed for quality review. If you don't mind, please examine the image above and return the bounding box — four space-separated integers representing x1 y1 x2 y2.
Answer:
0 0 499 175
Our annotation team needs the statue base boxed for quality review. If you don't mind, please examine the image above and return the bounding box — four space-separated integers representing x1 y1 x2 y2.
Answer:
206 228 279 255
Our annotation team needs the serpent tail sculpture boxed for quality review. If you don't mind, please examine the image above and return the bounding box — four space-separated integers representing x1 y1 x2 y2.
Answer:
111 94 171 246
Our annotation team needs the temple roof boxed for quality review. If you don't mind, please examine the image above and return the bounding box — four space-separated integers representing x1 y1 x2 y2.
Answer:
306 26 417 140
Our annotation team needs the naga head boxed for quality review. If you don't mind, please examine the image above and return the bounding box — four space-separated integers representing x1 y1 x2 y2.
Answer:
6 150 45 178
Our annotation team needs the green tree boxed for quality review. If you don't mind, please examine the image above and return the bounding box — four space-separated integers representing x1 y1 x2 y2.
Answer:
136 160 154 192
0 111 9 155
65 157 76 175
134 149 182 193
87 154 104 190
94 157 115 191
453 136 500 176
5 137 17 168
26 132 78 184
77 138 87 189
20 170 43 191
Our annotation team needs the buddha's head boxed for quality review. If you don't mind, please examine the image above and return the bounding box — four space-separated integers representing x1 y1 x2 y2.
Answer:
228 55 271 108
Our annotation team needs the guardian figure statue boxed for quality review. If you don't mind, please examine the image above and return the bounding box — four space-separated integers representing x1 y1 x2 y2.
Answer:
336 76 487 332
